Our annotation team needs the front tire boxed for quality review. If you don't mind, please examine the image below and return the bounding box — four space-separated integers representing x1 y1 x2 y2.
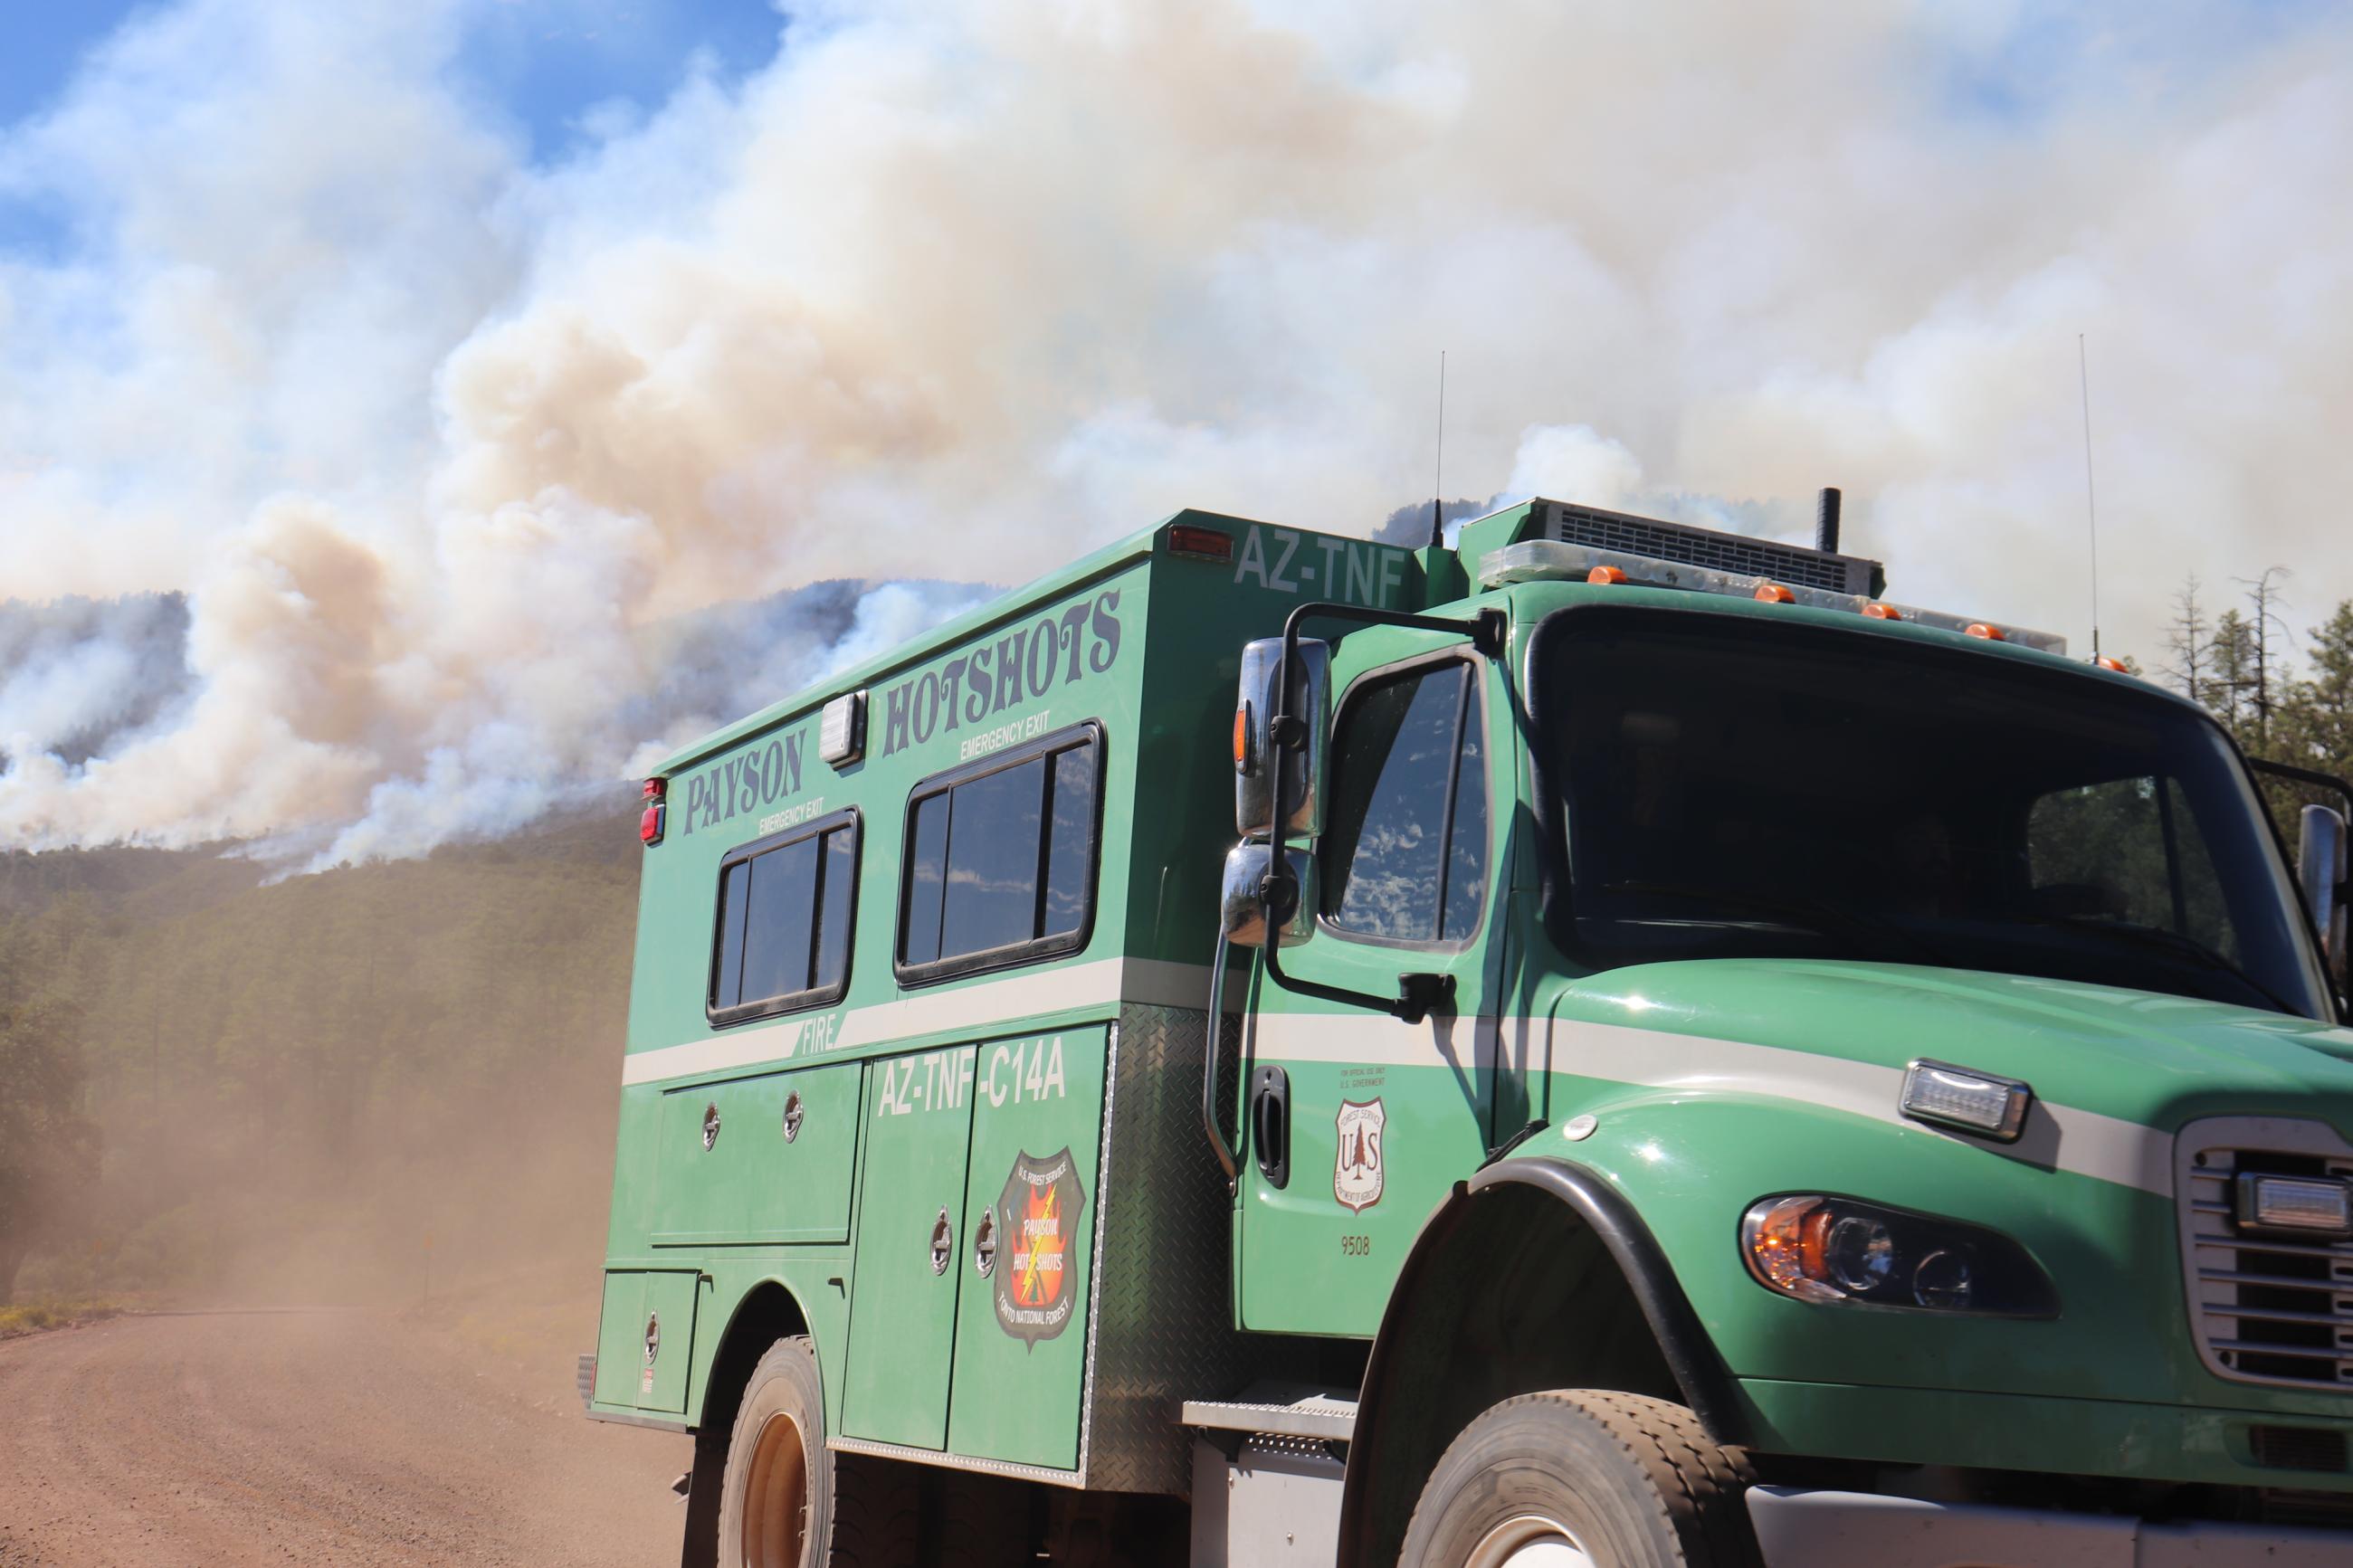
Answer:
715 1337 916 1568
1397 1392 1758 1567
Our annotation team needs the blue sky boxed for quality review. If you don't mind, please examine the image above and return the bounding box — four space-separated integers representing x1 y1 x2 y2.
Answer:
1 0 785 163
0 0 786 256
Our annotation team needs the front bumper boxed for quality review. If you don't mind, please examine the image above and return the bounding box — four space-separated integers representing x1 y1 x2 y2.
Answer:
1748 1487 2353 1566
1739 1378 2353 1493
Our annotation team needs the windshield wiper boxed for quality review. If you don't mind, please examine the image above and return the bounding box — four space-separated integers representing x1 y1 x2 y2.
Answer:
1596 880 1956 968
2046 917 2301 1015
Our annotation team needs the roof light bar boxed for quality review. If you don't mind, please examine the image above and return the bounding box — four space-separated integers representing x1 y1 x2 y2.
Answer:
1478 539 2067 655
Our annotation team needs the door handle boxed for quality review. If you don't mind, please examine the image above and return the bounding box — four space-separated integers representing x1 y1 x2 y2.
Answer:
973 1208 997 1278
929 1209 953 1276
1251 1065 1291 1189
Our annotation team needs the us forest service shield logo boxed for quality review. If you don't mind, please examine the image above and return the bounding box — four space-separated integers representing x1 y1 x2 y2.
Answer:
1335 1098 1386 1213
995 1148 1086 1347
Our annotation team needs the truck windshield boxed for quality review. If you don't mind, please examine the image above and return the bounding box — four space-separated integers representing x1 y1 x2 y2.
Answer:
1540 611 2336 1020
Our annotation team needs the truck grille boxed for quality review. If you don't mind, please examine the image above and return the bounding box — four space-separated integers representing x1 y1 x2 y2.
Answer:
1543 503 1877 595
2177 1118 2353 1392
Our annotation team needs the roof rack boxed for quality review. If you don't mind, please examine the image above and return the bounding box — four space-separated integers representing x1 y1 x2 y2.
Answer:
1477 538 2067 656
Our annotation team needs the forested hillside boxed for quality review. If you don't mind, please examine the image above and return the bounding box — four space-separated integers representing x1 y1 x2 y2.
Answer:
1 804 641 1305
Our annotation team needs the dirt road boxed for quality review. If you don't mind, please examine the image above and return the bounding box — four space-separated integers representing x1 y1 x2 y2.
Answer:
0 1309 691 1567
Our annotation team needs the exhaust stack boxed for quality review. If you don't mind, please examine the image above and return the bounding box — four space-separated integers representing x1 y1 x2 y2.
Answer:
1816 488 1843 556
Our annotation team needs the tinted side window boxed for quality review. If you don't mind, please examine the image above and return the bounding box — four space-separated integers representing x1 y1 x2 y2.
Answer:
899 728 1102 980
1321 661 1487 942
710 813 859 1022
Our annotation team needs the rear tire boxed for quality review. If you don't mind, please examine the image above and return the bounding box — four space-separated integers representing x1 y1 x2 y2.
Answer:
716 1337 918 1568
1397 1391 1758 1567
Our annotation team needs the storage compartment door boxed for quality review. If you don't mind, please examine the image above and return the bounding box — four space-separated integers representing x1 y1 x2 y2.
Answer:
591 1271 645 1409
638 1270 702 1413
946 1028 1107 1470
653 1060 861 1245
842 1045 978 1450
593 1269 701 1414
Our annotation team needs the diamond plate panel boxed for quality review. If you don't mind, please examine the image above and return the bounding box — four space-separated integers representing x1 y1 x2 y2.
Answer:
1077 1003 1283 1495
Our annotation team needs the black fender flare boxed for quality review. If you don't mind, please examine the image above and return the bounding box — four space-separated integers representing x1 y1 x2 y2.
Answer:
1334 1155 1746 1567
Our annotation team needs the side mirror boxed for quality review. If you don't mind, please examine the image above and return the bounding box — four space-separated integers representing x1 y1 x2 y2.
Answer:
2301 803 2348 973
1234 637 1331 840
1221 841 1317 949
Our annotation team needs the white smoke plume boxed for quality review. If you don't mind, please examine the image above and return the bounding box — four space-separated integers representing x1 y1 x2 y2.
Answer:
4 0 2351 863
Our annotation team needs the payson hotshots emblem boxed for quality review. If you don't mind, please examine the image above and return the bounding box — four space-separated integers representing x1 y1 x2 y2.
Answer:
1334 1098 1386 1213
995 1148 1086 1345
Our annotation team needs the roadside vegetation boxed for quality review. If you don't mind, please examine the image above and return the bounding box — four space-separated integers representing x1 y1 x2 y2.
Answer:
0 1298 121 1339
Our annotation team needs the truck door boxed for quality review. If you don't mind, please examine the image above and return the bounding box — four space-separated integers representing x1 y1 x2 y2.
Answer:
842 1044 977 1450
1238 649 1500 1337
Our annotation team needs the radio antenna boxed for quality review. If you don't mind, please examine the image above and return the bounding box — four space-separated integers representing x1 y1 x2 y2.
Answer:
2078 334 2102 659
1429 350 1447 550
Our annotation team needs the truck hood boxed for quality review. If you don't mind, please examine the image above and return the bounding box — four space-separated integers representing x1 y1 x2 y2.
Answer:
1560 958 2353 1136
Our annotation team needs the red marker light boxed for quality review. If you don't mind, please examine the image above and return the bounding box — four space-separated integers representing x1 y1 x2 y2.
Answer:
1965 622 2005 641
640 778 666 846
1862 603 1902 621
2095 655 2128 673
1168 525 1234 563
1586 565 1627 584
1754 582 1795 603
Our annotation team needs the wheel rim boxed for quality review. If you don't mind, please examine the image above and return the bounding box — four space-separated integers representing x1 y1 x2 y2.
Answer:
1462 1513 1594 1568
738 1411 809 1568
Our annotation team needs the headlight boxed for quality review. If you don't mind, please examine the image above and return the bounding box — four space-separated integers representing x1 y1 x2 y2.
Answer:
1739 1194 2059 1317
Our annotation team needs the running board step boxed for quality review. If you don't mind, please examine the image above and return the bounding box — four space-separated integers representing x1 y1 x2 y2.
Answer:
1185 1384 1355 1567
1179 1383 1358 1444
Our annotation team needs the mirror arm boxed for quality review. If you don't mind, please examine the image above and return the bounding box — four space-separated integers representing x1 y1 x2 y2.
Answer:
2247 755 2353 903
1253 603 1500 1024
1200 931 1241 1193
2248 756 2353 823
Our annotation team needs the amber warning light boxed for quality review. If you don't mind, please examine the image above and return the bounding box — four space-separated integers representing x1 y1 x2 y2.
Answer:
640 778 666 846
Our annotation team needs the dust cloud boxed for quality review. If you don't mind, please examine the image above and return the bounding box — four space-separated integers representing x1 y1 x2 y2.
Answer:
5 0 2352 864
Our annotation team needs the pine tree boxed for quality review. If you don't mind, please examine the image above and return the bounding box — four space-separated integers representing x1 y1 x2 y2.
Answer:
2210 608 2258 744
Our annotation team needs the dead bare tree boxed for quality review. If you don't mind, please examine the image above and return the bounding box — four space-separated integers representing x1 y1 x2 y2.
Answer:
2234 567 2294 747
2160 576 2211 703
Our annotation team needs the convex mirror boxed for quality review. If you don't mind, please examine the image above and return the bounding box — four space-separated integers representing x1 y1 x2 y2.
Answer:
1234 637 1330 840
1221 841 1316 949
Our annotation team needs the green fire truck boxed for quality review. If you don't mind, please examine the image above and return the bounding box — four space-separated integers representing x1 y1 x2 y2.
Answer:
585 496 2353 1567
